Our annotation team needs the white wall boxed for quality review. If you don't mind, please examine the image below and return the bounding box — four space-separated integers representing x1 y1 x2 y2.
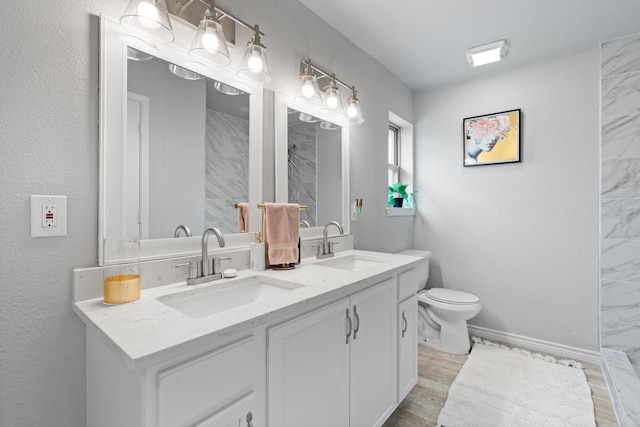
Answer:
0 0 413 425
413 47 601 350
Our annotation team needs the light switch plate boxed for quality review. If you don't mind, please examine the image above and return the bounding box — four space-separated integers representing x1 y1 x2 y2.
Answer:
31 195 67 237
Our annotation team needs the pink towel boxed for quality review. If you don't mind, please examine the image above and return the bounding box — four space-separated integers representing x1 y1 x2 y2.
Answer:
262 203 300 266
237 203 249 233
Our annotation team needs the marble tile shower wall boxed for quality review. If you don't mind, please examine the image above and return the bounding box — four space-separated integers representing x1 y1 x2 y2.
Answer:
205 109 249 234
288 122 317 226
600 33 640 371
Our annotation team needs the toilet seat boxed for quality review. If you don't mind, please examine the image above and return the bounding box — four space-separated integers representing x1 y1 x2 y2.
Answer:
422 288 479 305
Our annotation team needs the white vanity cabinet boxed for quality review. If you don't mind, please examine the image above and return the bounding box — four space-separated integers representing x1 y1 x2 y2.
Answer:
86 332 262 427
267 278 397 427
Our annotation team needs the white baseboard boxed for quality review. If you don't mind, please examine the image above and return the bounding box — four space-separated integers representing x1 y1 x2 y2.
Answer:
468 325 601 365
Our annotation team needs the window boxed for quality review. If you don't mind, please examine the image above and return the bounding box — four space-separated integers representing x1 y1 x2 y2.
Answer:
388 123 400 185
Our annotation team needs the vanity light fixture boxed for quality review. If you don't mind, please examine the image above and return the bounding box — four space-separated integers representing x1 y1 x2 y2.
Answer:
237 25 272 84
188 2 231 67
293 60 364 124
294 61 322 106
345 86 361 119
320 75 344 114
466 39 508 67
120 0 175 43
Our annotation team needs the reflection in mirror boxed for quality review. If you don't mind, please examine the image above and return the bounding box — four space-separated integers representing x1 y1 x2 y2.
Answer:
286 108 342 227
126 49 250 239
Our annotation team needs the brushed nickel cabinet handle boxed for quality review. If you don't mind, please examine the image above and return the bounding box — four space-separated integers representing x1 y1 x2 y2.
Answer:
345 308 352 344
353 305 360 340
402 311 407 338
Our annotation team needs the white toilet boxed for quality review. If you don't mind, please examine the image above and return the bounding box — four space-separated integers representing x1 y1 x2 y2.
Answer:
398 250 482 355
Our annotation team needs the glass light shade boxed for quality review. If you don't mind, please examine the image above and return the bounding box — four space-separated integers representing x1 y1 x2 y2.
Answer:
320 120 341 130
127 46 153 61
294 75 322 106
346 98 360 119
238 44 272 84
168 63 204 80
349 110 365 125
188 15 231 66
213 81 245 95
298 112 318 123
321 85 344 116
120 0 174 43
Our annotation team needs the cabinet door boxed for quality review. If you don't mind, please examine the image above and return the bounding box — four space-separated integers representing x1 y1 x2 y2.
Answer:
349 278 396 427
397 295 418 402
268 298 350 427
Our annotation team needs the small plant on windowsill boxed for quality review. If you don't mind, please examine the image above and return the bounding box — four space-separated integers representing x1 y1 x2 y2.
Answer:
388 182 410 208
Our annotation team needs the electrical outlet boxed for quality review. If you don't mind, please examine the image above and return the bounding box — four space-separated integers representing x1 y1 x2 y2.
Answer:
31 195 67 237
42 204 56 228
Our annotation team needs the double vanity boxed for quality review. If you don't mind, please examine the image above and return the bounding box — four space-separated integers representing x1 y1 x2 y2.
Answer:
73 248 425 427
80 12 425 427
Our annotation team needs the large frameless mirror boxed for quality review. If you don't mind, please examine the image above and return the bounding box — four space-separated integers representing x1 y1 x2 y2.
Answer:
99 15 263 265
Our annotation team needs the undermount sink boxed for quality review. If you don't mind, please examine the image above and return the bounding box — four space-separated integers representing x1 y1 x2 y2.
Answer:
315 254 386 271
157 276 303 318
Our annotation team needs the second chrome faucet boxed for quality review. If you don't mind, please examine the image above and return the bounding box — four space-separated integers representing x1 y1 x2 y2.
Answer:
184 227 226 285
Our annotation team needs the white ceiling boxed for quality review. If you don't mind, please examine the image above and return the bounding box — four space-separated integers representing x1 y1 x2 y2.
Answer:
298 0 640 90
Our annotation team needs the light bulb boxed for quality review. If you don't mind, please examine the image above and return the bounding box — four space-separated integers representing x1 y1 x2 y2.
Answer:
201 27 219 51
302 79 315 98
326 92 338 109
347 102 358 118
247 51 263 73
136 1 160 29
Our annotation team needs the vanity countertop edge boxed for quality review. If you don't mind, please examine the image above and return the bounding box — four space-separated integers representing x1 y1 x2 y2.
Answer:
73 249 424 371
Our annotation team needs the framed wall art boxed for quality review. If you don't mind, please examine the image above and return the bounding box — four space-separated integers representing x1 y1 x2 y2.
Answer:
463 109 521 167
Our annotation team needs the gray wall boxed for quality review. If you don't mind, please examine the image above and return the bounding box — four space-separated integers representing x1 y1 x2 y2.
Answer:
128 58 207 239
0 0 413 425
600 33 640 367
413 47 601 351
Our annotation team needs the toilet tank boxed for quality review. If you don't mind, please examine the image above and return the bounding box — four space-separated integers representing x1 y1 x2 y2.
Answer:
397 250 431 289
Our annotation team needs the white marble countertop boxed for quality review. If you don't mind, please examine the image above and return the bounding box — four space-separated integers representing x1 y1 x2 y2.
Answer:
73 250 423 371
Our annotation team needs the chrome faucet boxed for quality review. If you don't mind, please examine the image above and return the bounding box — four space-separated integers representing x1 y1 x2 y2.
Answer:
185 227 225 285
173 224 192 238
317 221 344 259
201 227 225 277
299 220 311 228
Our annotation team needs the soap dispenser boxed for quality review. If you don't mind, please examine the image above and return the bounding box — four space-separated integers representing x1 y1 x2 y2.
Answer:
250 232 265 271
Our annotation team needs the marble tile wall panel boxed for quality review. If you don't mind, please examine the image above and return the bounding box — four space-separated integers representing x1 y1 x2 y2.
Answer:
601 158 640 199
601 321 640 370
288 123 317 224
601 199 640 239
601 280 640 325
601 72 640 119
602 33 640 79
601 113 640 158
600 239 640 282
205 110 249 234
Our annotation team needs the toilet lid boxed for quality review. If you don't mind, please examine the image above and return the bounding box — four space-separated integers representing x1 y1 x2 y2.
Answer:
426 288 479 304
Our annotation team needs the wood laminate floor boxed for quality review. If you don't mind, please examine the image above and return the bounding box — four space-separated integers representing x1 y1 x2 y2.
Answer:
384 344 619 427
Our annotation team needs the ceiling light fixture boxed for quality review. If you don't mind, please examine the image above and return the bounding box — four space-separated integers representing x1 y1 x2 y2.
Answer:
293 59 364 124
188 1 231 66
466 40 508 67
120 0 175 43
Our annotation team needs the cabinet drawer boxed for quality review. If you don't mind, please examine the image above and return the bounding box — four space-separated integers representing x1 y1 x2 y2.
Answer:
398 268 420 301
157 336 256 427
